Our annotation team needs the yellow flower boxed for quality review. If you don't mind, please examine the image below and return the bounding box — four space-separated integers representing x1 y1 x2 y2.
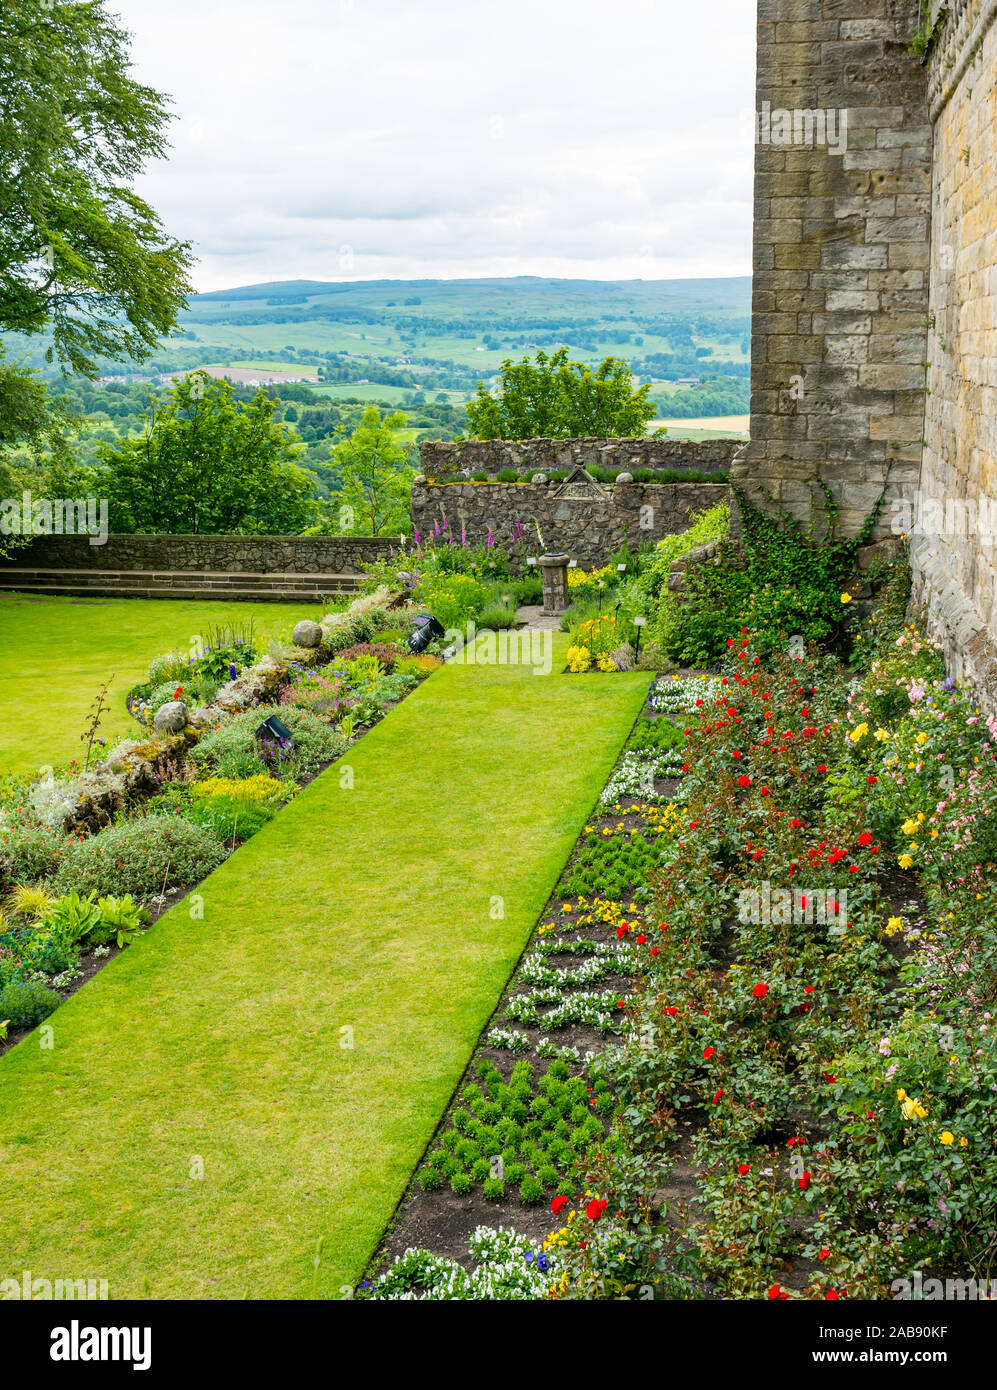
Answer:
874 728 889 741
898 853 914 870
896 1088 907 1101
850 722 869 743
901 819 919 836
940 1131 955 1146
916 732 927 746
960 1137 968 1147
885 916 904 936
841 592 852 604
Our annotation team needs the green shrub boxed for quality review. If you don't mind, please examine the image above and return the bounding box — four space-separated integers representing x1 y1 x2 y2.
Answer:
482 1177 505 1200
0 978 61 1029
418 1167 442 1192
191 704 344 778
50 815 225 898
476 605 520 631
0 820 67 883
518 1175 544 1204
187 795 276 844
450 1172 473 1195
536 1163 559 1187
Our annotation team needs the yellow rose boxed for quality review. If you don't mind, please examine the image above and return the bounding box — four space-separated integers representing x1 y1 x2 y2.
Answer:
841 592 852 604
940 1131 955 1146
898 853 914 870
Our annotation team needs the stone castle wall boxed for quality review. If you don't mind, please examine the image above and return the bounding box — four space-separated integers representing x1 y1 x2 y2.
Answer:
419 436 741 481
0 533 399 574
744 0 997 708
410 479 729 570
911 0 997 705
736 0 931 542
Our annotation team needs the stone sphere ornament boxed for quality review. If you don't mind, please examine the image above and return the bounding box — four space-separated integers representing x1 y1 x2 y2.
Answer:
292 619 323 649
154 701 189 733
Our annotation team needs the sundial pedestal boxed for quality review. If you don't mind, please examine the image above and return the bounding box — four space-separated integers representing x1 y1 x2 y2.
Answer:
538 553 570 615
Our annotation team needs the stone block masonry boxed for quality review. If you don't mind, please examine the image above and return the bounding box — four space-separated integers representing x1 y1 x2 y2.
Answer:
737 0 931 539
410 478 729 571
419 437 741 482
0 533 399 575
912 0 997 708
743 0 997 711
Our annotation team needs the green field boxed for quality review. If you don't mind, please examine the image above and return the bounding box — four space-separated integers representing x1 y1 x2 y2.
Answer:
0 637 650 1297
0 593 324 776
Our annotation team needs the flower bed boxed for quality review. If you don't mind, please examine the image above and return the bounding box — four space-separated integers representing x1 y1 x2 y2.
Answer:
0 589 441 1056
365 553 997 1300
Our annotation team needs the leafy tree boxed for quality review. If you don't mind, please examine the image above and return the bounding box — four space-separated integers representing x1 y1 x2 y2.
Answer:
95 372 318 534
0 350 76 555
323 405 412 536
0 0 194 375
465 348 656 440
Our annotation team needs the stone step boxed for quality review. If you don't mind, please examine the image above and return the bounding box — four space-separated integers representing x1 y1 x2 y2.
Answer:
0 569 364 602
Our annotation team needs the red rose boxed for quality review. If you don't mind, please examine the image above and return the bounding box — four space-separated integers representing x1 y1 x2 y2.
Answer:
858 831 872 846
818 1248 830 1260
752 982 768 999
712 1088 724 1104
586 1198 608 1221
551 1195 569 1214
767 1286 788 1300
825 1289 839 1300
664 1006 678 1015
760 786 770 796
799 1171 812 1191
738 1163 751 1176
703 1046 715 1059
738 775 751 788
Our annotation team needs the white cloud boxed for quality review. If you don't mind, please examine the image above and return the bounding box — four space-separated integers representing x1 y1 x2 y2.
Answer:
118 0 755 290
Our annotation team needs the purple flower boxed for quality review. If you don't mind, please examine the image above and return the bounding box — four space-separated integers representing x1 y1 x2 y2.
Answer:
229 662 237 681
486 531 493 547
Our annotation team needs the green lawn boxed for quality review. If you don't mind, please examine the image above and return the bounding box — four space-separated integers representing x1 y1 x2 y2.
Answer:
0 593 324 777
0 637 649 1298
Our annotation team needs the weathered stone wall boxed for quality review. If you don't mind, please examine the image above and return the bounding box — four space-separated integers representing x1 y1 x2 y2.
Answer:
910 0 997 707
736 0 931 541
410 478 729 570
0 533 400 574
420 437 741 481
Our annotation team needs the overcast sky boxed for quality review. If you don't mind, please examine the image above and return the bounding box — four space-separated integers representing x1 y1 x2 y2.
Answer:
119 0 756 293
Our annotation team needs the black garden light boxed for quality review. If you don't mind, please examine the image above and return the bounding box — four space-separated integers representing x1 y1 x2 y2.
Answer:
255 713 295 746
408 613 445 654
633 615 647 661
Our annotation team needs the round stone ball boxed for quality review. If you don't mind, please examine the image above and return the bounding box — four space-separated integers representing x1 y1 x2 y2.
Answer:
154 701 189 733
532 472 548 484
615 471 634 484
292 619 323 649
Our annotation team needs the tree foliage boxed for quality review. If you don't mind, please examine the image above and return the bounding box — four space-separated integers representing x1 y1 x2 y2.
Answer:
326 405 413 536
95 372 319 534
465 348 656 440
0 0 194 375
